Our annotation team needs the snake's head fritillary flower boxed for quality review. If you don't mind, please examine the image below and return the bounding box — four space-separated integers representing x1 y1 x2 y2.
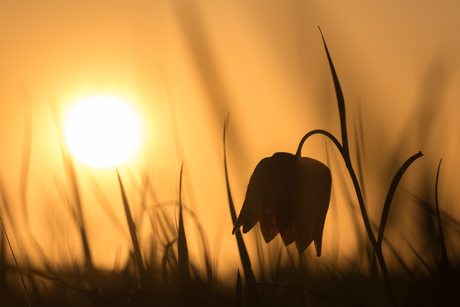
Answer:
232 152 331 255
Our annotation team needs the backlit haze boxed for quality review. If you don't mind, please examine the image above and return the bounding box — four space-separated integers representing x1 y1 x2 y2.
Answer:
1 0 460 285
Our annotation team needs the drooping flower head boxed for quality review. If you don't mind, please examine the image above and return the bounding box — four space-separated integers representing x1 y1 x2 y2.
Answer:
232 152 331 255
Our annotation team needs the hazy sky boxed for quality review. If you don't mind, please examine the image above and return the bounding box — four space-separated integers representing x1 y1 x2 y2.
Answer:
1 0 460 278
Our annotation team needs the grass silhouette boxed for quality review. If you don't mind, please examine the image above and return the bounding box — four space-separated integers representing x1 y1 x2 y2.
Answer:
0 30 459 307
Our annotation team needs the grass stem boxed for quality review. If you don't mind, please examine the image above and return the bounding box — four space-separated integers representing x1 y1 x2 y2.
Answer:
0 214 31 307
116 169 147 288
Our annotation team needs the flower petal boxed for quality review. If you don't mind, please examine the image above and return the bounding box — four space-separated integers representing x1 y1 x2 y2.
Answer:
295 157 332 255
259 197 279 243
260 153 298 246
232 157 270 234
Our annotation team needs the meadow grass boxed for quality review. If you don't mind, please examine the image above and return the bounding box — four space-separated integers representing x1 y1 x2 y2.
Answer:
1 31 460 307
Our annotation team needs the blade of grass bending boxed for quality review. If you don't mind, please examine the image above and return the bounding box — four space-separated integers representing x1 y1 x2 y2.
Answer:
50 101 93 270
318 27 349 156
353 101 367 202
18 87 45 305
88 174 129 241
177 163 190 283
435 159 450 272
384 237 437 306
116 168 147 288
405 191 460 236
223 116 262 307
403 236 436 277
223 116 252 275
160 67 199 214
161 239 177 284
236 269 243 307
18 82 32 227
183 200 213 286
18 87 47 304
223 116 237 224
0 214 31 307
377 151 423 246
316 30 398 307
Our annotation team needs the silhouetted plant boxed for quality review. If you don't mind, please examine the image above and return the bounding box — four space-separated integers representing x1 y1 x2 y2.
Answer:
232 153 331 255
232 28 424 307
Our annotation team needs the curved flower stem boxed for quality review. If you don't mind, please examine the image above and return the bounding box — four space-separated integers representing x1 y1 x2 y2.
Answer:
296 130 377 251
296 28 399 307
296 130 377 250
297 129 396 307
296 129 343 158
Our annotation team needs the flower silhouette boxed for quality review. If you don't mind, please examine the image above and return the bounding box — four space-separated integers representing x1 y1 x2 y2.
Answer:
232 152 331 255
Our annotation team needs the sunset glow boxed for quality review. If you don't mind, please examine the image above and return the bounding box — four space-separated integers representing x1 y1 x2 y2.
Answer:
65 96 140 168
1 1 460 305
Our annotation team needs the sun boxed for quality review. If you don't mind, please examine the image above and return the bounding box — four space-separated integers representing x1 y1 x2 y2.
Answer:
65 96 141 168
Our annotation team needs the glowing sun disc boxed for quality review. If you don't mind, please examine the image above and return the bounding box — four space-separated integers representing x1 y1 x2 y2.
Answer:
65 97 141 168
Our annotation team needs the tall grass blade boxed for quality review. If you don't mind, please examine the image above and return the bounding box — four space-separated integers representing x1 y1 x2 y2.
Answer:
353 102 367 202
0 203 31 307
161 239 178 284
235 269 243 307
160 67 199 213
318 27 349 156
435 159 450 272
403 236 436 277
88 174 129 241
18 87 51 306
405 191 460 237
0 224 6 303
317 29 402 307
50 101 93 270
18 82 32 227
177 163 190 283
223 116 237 225
116 169 147 288
182 201 214 286
377 151 423 246
223 116 262 307
385 238 437 306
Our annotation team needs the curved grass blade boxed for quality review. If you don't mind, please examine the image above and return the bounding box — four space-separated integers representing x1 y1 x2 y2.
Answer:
224 115 261 307
223 116 252 274
18 82 32 227
0 201 31 307
50 101 93 270
377 151 423 246
435 159 450 272
236 269 243 307
318 27 349 156
177 163 190 283
223 116 237 225
88 174 129 241
116 169 147 288
161 239 178 284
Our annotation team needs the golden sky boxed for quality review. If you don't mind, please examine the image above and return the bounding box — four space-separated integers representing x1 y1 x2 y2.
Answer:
1 0 460 281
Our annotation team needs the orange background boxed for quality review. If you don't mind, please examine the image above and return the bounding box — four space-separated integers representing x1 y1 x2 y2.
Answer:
1 0 459 283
